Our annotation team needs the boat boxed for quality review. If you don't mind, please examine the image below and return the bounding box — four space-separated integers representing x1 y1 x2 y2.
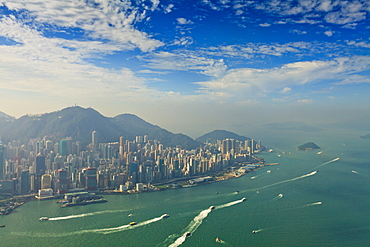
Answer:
161 214 170 218
129 222 136 225
61 199 107 207
241 197 247 201
215 237 221 242
209 206 215 210
252 230 257 234
184 232 191 237
128 214 133 217
39 217 49 221
0 225 5 227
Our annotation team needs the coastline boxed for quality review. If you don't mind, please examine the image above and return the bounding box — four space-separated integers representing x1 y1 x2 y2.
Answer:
1 159 279 214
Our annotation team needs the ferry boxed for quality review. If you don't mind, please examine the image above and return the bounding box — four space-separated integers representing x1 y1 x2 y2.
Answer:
39 217 49 221
129 222 136 225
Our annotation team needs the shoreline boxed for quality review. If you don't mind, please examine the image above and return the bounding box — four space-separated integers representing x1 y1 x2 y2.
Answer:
1 160 279 214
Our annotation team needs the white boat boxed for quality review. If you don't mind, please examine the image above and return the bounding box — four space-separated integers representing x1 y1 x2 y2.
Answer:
128 214 133 217
241 197 247 201
161 214 170 218
39 217 49 221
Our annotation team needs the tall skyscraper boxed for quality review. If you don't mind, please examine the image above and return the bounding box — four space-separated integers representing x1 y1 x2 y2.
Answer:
19 170 30 195
35 153 46 177
91 131 98 152
0 142 6 180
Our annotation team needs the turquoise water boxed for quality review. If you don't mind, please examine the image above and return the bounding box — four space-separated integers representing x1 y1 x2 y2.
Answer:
1 129 370 246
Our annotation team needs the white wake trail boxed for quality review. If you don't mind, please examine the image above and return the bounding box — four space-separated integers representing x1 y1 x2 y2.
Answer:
167 198 246 247
48 209 128 221
313 157 340 170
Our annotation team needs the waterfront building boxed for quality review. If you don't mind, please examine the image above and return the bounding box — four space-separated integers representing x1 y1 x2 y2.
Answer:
19 170 30 195
41 174 52 189
83 167 97 191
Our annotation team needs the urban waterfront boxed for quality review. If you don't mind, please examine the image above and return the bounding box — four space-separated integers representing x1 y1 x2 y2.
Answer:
1 129 369 246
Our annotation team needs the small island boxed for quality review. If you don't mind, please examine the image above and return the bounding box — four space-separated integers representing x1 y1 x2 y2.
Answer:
297 142 320 151
360 133 370 139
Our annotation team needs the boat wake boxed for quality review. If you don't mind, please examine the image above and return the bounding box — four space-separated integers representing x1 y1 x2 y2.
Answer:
48 209 128 221
273 194 283 201
312 157 340 170
92 214 167 234
165 198 246 247
298 201 323 209
352 170 370 178
249 170 318 191
252 229 263 234
167 208 213 247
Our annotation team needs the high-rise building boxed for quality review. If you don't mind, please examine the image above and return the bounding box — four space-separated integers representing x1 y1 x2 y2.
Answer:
41 174 52 189
0 142 6 180
56 169 69 194
35 153 46 177
83 167 97 191
19 170 30 195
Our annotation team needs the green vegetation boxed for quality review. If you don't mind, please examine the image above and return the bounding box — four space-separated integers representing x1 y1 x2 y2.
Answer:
297 142 320 151
196 129 250 143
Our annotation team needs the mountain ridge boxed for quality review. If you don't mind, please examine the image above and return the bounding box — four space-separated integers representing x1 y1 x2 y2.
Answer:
0 106 201 149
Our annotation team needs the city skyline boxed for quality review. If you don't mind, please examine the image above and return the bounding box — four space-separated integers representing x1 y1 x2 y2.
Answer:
0 0 369 137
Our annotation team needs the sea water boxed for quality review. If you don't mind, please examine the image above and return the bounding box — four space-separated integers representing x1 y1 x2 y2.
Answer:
1 129 370 246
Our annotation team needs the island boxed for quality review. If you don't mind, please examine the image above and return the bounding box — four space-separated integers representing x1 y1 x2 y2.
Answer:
297 142 320 151
360 133 370 139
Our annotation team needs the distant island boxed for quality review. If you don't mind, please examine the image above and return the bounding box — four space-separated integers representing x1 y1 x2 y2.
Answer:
360 133 370 139
297 142 320 151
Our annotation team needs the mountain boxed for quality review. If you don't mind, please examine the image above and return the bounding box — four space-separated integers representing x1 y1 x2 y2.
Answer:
0 111 15 129
0 106 201 149
113 114 201 149
297 142 320 151
196 130 250 143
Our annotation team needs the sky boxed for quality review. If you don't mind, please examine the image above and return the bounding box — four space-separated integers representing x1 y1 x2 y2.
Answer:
0 0 369 138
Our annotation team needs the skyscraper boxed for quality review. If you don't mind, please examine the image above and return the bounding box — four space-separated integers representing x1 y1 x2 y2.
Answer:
0 142 6 180
91 131 98 152
35 153 46 177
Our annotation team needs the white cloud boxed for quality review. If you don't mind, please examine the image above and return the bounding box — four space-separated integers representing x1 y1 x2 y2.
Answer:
324 30 333 36
195 56 370 99
139 51 227 78
177 18 194 25
333 75 370 85
297 99 313 104
3 0 164 52
280 87 292 94
164 4 175 13
259 23 271 27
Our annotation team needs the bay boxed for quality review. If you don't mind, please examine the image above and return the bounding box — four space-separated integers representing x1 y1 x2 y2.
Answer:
1 129 370 246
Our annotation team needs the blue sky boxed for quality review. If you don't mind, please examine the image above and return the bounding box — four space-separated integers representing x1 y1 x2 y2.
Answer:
0 0 369 137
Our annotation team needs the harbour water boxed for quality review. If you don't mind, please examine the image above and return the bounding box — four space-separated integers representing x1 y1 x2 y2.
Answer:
1 129 370 246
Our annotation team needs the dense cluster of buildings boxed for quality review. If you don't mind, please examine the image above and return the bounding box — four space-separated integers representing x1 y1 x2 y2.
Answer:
0 132 262 198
